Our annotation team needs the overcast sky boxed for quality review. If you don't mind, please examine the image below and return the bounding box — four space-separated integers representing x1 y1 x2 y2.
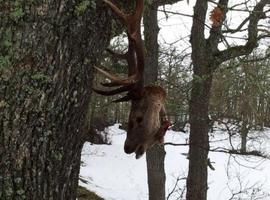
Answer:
157 0 270 56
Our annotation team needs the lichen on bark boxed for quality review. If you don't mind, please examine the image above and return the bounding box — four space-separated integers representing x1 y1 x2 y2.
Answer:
0 1 112 199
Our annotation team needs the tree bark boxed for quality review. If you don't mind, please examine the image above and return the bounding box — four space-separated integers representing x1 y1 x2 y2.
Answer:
144 5 159 85
146 146 166 200
186 69 212 200
186 1 211 200
0 1 111 199
143 4 166 200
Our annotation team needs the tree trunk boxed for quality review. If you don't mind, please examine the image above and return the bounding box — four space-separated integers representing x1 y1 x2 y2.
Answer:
0 2 111 199
186 70 212 200
186 1 211 199
143 4 166 200
146 146 166 200
240 120 248 153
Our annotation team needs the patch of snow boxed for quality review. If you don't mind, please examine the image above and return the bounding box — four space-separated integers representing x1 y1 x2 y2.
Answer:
80 124 270 200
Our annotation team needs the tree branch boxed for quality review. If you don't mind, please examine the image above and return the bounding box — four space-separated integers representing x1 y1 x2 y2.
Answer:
207 0 229 50
164 143 269 159
222 16 249 34
153 0 183 7
216 0 269 63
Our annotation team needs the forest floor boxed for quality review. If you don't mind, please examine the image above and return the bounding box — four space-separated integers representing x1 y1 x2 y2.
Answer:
80 123 270 200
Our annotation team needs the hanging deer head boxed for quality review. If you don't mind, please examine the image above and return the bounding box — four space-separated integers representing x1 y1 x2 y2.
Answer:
94 0 170 159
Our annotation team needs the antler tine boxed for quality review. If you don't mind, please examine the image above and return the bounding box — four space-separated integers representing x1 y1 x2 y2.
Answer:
113 95 133 103
94 0 144 98
95 39 140 86
134 0 144 24
101 82 123 87
126 0 144 85
94 65 137 85
101 48 131 88
103 0 143 26
93 84 133 96
103 0 128 23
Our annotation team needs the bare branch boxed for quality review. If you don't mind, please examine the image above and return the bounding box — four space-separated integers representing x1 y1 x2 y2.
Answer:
156 9 194 18
164 143 269 159
167 176 187 200
222 16 249 34
216 0 269 63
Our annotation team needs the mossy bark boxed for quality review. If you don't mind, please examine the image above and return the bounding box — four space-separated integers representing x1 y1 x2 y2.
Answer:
0 1 111 199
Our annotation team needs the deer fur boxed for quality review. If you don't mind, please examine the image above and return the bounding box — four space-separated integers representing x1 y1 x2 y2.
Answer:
124 85 167 158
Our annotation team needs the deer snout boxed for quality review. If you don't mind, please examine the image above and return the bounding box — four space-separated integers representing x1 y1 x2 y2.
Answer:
124 141 137 154
124 145 135 154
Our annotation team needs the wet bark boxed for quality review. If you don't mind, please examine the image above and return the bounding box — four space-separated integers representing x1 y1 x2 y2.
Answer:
0 1 111 199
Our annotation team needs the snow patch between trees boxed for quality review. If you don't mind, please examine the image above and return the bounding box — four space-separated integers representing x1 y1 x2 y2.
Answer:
80 124 270 200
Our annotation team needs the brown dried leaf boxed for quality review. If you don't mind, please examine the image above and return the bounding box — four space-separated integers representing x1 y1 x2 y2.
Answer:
210 7 223 27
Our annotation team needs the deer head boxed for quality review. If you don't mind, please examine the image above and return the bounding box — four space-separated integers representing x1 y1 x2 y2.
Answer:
94 0 170 159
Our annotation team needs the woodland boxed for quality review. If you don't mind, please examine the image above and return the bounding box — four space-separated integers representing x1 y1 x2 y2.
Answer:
0 0 270 200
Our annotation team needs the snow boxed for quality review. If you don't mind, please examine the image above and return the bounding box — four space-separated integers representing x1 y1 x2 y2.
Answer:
80 124 270 200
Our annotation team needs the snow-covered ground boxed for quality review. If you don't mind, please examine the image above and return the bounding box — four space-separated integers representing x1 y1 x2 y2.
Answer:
80 124 270 200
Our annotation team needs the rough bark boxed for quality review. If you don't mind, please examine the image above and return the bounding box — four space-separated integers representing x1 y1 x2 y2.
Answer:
186 1 210 199
0 1 111 199
144 5 159 85
186 70 212 200
143 4 166 200
146 146 166 200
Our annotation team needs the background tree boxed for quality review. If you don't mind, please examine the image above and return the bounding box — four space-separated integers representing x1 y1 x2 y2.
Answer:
143 2 167 200
143 1 185 199
90 35 131 126
187 1 269 200
159 46 191 131
210 53 270 152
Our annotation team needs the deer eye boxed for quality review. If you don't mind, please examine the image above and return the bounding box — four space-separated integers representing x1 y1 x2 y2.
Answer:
136 117 143 123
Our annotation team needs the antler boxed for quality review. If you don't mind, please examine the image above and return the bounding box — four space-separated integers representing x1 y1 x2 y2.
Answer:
94 0 144 101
